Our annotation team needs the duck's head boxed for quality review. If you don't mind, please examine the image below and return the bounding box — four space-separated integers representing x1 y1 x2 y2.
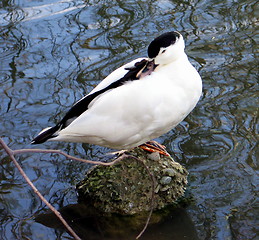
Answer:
147 31 185 65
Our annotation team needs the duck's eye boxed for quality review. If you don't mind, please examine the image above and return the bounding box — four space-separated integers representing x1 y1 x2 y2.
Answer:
162 49 166 53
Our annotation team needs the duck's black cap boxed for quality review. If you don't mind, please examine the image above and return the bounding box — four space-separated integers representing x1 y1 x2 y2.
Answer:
147 31 180 59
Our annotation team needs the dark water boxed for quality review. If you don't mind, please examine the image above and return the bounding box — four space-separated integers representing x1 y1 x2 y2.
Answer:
0 0 258 239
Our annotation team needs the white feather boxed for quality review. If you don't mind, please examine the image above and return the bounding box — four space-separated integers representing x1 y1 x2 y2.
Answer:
36 32 202 150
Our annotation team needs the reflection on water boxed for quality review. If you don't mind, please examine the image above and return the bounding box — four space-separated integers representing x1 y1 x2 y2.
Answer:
0 0 258 239
35 204 199 240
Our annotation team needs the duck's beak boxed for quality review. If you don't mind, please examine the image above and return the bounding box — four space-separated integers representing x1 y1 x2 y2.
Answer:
136 59 157 79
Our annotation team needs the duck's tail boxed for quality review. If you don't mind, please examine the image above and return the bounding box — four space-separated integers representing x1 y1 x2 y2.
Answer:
31 125 60 144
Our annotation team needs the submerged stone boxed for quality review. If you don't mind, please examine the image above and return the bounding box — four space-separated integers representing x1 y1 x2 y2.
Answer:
76 147 188 215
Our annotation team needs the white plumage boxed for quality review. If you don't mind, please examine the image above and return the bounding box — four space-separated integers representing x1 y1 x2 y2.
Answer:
32 31 202 150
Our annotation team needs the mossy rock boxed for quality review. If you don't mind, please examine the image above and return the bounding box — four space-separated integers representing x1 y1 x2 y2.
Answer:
76 147 188 215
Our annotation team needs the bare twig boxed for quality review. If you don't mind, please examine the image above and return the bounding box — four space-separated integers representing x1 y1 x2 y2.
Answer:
0 138 156 239
0 138 81 240
126 155 156 239
12 148 123 166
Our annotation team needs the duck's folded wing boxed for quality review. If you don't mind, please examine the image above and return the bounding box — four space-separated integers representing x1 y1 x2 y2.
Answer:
31 58 150 144
60 58 149 128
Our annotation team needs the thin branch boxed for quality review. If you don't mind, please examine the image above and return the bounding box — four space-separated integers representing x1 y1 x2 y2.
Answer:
0 138 81 240
12 148 122 166
0 138 156 239
127 155 156 239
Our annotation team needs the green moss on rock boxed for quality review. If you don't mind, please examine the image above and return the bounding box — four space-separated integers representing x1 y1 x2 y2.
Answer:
76 147 188 215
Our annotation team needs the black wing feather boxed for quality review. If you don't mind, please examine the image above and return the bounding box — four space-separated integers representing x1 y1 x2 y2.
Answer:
31 59 152 144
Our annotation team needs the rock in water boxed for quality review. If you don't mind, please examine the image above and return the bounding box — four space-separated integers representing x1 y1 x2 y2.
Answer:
76 147 188 215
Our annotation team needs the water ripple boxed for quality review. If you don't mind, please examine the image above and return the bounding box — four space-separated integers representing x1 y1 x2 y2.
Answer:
0 0 86 26
0 0 258 239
